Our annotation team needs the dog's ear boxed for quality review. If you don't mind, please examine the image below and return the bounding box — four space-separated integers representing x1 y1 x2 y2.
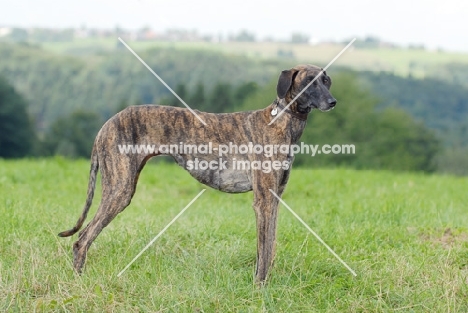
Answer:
277 69 298 99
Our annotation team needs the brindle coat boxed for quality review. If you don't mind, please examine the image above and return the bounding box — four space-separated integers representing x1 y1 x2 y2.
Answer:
59 64 337 283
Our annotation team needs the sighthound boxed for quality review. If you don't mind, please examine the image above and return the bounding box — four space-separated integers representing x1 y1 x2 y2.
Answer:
59 64 337 283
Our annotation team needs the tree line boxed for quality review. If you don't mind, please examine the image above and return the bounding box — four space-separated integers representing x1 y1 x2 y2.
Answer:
158 81 258 113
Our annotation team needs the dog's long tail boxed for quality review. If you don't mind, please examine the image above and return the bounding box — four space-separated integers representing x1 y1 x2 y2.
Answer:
58 145 99 237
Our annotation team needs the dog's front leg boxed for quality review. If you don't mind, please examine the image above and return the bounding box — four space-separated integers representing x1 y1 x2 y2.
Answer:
252 173 281 284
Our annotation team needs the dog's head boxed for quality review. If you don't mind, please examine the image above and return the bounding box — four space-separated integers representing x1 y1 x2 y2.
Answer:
276 64 337 113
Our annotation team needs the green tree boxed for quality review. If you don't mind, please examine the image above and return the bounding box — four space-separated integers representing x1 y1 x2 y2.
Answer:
160 84 188 107
233 82 258 110
290 33 310 44
0 76 36 158
208 83 234 113
230 30 256 42
189 82 206 111
9 28 28 41
435 147 468 176
43 110 102 158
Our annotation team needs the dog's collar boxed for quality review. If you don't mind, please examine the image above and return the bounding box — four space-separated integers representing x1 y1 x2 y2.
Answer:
272 99 309 121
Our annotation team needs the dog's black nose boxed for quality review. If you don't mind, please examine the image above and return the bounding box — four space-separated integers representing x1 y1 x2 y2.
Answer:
328 98 337 107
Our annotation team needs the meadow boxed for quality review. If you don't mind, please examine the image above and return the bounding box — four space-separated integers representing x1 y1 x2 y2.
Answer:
1 158 468 312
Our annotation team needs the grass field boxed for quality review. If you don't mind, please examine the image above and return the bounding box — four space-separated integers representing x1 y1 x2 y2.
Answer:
1 158 468 312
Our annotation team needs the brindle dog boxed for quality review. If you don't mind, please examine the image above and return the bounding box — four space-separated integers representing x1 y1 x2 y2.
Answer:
59 64 337 283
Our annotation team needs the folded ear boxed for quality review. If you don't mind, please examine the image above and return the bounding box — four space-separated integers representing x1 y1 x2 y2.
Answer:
276 69 298 99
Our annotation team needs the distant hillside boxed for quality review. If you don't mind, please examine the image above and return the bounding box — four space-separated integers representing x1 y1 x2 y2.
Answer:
35 38 468 79
0 41 467 150
360 72 468 147
0 42 287 131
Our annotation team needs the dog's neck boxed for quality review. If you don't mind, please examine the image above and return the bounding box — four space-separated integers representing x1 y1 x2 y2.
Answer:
273 98 309 121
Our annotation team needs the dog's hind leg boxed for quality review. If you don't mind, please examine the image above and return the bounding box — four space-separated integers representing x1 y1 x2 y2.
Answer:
252 173 282 284
72 155 150 273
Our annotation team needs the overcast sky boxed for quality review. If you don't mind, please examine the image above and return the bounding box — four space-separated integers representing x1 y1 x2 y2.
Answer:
1 0 467 52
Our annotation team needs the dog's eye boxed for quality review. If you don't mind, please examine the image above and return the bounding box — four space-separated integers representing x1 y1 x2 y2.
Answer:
323 77 329 83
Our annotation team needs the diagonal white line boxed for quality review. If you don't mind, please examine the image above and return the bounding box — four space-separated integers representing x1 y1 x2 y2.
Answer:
117 189 206 277
269 38 356 125
269 189 357 276
118 37 207 126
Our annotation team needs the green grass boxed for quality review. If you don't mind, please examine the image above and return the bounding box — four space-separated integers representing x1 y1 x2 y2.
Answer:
1 158 468 312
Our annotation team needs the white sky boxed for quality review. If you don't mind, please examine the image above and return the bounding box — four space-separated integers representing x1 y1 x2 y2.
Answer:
1 0 467 52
